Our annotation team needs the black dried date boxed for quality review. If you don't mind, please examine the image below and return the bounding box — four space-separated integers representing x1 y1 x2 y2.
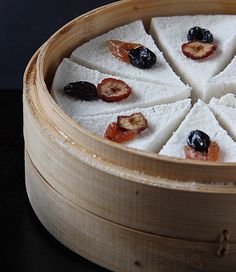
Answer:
64 81 98 101
128 47 157 69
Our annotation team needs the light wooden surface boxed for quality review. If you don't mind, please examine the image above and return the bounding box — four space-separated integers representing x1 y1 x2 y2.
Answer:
25 152 236 272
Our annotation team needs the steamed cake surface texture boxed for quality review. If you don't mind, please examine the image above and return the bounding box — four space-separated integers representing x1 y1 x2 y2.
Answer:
51 16 236 161
206 56 236 99
70 20 186 87
209 94 236 141
159 100 236 162
215 93 236 108
76 99 191 152
51 58 191 117
150 15 236 102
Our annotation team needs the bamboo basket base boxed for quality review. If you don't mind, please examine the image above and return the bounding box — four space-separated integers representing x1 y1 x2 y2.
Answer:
25 151 236 272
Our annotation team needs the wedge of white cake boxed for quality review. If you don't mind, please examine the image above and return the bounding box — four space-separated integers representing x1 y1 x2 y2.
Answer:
70 20 186 87
76 99 191 152
159 100 236 162
150 15 236 102
209 94 236 141
51 58 191 117
206 56 236 99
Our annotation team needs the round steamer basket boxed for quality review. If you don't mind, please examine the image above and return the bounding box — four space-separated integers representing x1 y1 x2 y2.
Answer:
23 0 236 271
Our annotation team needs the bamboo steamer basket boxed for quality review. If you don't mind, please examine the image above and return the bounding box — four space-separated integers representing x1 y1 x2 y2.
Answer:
23 0 236 271
25 152 236 272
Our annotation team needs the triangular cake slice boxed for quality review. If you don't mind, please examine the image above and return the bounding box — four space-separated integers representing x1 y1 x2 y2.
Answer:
76 99 191 152
209 94 236 141
206 56 236 100
159 100 236 162
51 58 191 117
150 15 236 102
70 20 186 87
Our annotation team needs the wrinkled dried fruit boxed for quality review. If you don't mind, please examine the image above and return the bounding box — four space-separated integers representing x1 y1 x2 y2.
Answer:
201 29 214 43
128 46 157 69
106 40 142 63
104 122 138 143
182 41 217 60
184 142 220 161
187 26 214 43
117 112 148 132
187 26 203 42
64 81 98 101
97 78 132 102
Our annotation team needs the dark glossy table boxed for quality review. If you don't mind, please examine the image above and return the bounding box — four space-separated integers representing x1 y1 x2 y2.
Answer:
1 1 115 271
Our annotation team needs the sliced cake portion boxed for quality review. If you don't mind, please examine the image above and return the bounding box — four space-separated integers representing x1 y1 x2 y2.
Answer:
209 94 236 141
159 100 236 162
206 56 236 100
150 15 236 102
51 58 191 117
70 20 186 87
75 99 191 152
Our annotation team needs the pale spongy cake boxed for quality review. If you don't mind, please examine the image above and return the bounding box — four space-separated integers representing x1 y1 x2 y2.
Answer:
51 58 191 117
216 93 236 107
150 15 236 102
75 99 191 152
159 100 236 162
206 56 236 100
209 94 236 141
70 20 186 87
50 17 236 161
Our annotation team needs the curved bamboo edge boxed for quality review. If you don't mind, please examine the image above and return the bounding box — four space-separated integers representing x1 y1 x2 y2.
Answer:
25 151 236 272
35 0 236 182
23 43 236 242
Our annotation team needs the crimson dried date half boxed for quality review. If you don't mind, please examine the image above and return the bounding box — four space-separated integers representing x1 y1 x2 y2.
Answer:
97 78 132 102
182 41 217 60
117 112 148 132
64 81 98 101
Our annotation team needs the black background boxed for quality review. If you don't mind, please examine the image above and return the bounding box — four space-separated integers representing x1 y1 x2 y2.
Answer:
1 1 116 271
1 0 116 89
